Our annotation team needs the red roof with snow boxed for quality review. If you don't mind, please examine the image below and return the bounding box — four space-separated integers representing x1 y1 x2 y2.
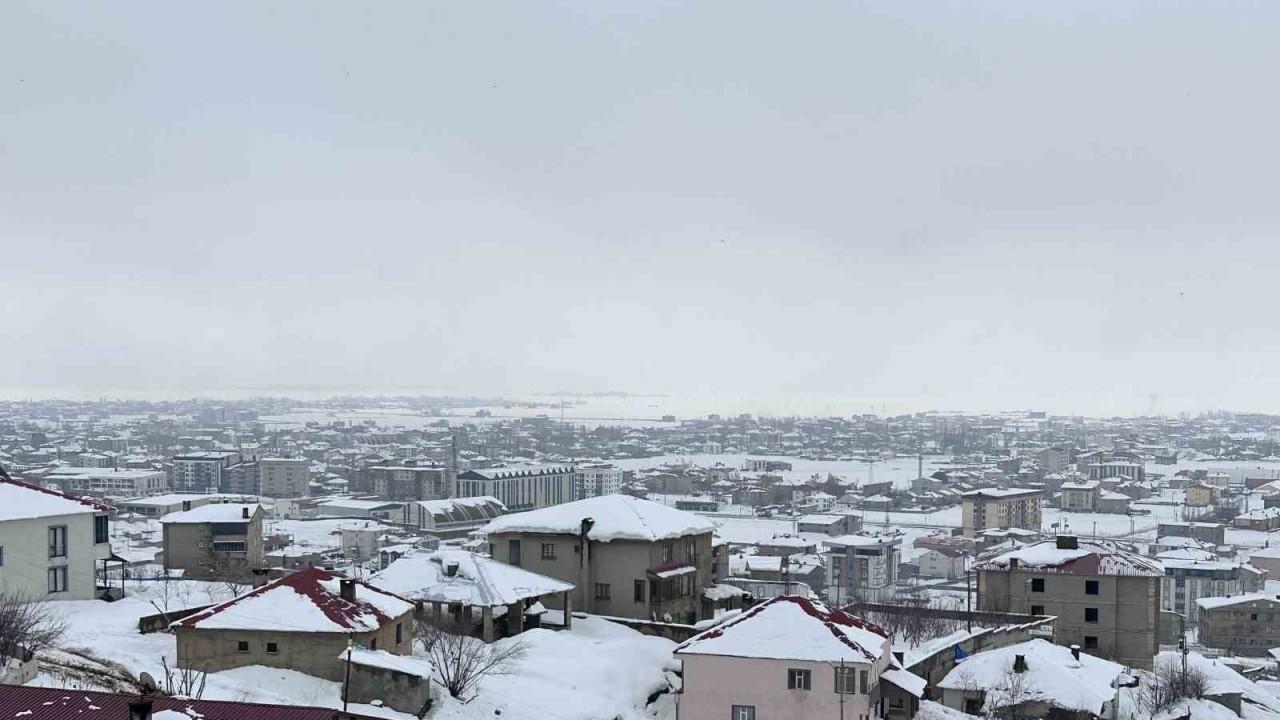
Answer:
173 568 415 633
0 686 366 720
675 595 889 663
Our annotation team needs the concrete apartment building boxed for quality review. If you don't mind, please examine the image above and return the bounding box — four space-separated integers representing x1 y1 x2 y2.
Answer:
483 494 716 623
368 463 455 501
0 479 114 600
160 503 264 577
960 488 1042 538
1088 461 1146 483
575 462 624 498
1158 522 1227 545
43 466 167 497
260 457 311 498
823 534 902 605
173 569 414 680
675 595 922 720
975 536 1163 669
1196 594 1280 656
458 464 575 512
173 451 241 492
117 493 226 518
1161 557 1265 622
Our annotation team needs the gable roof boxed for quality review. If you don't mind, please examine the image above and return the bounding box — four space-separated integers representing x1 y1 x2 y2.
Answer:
0 477 109 522
675 595 889 663
173 568 414 633
370 549 573 607
482 494 714 542
939 639 1123 716
0 686 349 720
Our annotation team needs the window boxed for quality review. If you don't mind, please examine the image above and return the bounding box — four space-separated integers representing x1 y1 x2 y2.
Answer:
860 670 869 694
594 583 611 600
370 638 377 650
396 623 403 644
732 706 755 720
509 539 522 566
634 580 646 603
47 566 68 593
94 515 109 544
686 540 696 563
1085 607 1099 623
787 668 811 690
212 541 247 553
266 642 279 654
1030 577 1044 592
1030 605 1045 616
1084 636 1098 649
48 526 67 558
1251 613 1260 621
663 543 674 563
237 641 249 653
1085 580 1099 595
541 543 556 560
0 546 4 566
835 666 857 694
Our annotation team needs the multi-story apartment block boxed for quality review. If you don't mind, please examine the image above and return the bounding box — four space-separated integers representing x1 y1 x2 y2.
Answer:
259 457 311 498
367 463 454 501
1160 557 1266 622
975 535 1163 669
1157 522 1227 545
0 478 114 600
1197 594 1280 656
458 464 574 512
483 495 715 623
43 467 167 497
823 534 901 605
160 503 264 577
575 462 623 499
172 451 241 493
1059 481 1100 511
1088 462 1146 484
960 488 1042 538
221 461 260 495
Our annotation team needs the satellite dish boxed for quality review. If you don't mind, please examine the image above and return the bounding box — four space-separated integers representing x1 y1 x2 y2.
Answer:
138 672 159 693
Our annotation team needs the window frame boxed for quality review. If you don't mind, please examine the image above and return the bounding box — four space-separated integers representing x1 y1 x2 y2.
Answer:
48 525 68 559
731 705 756 720
787 668 812 691
1085 579 1099 595
47 566 68 594
834 666 858 694
266 642 280 655
237 641 250 653
1085 607 1099 623
1030 577 1045 592
594 582 611 600
94 515 109 545
634 579 645 603
541 543 556 560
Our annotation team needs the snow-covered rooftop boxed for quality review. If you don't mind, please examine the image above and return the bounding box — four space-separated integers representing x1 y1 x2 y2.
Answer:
975 538 1163 577
173 568 414 633
960 487 1041 498
342 647 435 678
675 595 889 663
0 478 107 522
160 503 262 524
369 549 572 607
482 494 714 543
939 639 1123 716
1196 593 1280 611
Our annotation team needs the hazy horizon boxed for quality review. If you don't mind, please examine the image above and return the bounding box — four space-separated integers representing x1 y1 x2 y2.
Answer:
5 2 1280 417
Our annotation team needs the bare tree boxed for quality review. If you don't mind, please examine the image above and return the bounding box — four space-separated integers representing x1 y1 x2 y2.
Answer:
1135 657 1208 718
0 590 66 666
161 653 207 699
415 617 527 699
203 559 249 603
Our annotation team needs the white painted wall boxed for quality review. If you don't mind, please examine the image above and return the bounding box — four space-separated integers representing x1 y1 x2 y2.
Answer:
0 511 110 601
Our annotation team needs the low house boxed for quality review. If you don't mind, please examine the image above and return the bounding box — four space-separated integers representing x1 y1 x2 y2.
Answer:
796 513 862 536
0 478 115 600
369 549 573 641
160 503 264 578
917 547 967 580
1236 507 1280 532
674 595 924 720
938 639 1123 719
1097 490 1131 514
483 495 716 623
339 647 435 716
316 498 404 521
1197 594 1280 656
1158 521 1227 546
1249 546 1280 577
1185 483 1221 508
172 568 415 680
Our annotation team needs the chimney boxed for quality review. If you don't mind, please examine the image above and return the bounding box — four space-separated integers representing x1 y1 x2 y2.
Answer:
242 506 250 519
444 561 459 577
128 699 153 720
182 500 191 512
1070 644 1081 661
1013 654 1027 673
251 568 271 588
339 578 356 602
1057 535 1078 550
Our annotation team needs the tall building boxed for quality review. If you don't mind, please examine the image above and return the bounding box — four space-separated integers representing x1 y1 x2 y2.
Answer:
172 451 241 493
960 488 1042 538
259 457 311 498
823 534 902 605
367 463 454 501
975 535 1163 669
457 464 575 512
575 462 623 499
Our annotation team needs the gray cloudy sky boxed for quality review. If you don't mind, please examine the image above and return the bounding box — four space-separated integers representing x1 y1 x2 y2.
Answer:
3 1 1279 415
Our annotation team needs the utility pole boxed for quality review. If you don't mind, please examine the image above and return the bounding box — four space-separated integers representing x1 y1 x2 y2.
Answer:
342 636 353 713
838 659 847 720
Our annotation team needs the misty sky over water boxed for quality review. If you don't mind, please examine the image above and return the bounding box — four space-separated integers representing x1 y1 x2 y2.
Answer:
4 2 1280 416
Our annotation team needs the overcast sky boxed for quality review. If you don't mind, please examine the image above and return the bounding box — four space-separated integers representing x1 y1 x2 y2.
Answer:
3 2 1279 416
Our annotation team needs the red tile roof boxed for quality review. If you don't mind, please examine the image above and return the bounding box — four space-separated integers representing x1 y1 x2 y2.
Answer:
0 685 360 720
172 567 412 631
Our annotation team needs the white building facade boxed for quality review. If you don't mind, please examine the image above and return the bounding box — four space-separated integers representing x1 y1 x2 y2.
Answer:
0 480 113 601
